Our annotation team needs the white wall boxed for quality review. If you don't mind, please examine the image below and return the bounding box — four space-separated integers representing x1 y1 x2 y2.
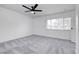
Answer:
0 7 32 43
0 6 76 43
32 11 76 42
76 5 79 54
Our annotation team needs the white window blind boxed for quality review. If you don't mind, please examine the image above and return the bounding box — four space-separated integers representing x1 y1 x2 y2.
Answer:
47 17 71 30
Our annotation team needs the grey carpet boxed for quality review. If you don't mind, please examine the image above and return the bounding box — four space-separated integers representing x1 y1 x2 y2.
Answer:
0 35 75 54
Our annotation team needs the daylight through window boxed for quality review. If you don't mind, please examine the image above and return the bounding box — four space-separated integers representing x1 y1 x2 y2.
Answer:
47 17 71 30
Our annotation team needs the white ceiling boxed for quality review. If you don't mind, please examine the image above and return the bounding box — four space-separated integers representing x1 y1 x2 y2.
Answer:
0 4 75 16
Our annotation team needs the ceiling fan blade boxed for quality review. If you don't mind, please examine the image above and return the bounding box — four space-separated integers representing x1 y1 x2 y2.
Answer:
34 10 42 12
22 5 31 10
33 4 38 10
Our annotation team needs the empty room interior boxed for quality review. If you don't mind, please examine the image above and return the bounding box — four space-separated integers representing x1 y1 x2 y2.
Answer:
0 4 77 54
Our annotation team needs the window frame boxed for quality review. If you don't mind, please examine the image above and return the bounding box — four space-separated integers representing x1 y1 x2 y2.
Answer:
47 17 72 30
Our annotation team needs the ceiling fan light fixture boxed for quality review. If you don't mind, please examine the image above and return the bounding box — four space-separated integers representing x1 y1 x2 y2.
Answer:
30 11 34 13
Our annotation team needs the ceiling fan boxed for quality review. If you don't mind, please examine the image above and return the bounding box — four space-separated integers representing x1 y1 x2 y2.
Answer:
22 4 42 14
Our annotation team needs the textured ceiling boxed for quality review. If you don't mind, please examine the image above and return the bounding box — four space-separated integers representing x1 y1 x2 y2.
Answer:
0 4 75 16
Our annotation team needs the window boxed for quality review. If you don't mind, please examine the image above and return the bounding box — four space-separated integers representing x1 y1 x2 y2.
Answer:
47 17 71 30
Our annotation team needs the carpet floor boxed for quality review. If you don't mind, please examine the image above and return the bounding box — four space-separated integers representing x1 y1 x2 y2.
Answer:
0 35 75 54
